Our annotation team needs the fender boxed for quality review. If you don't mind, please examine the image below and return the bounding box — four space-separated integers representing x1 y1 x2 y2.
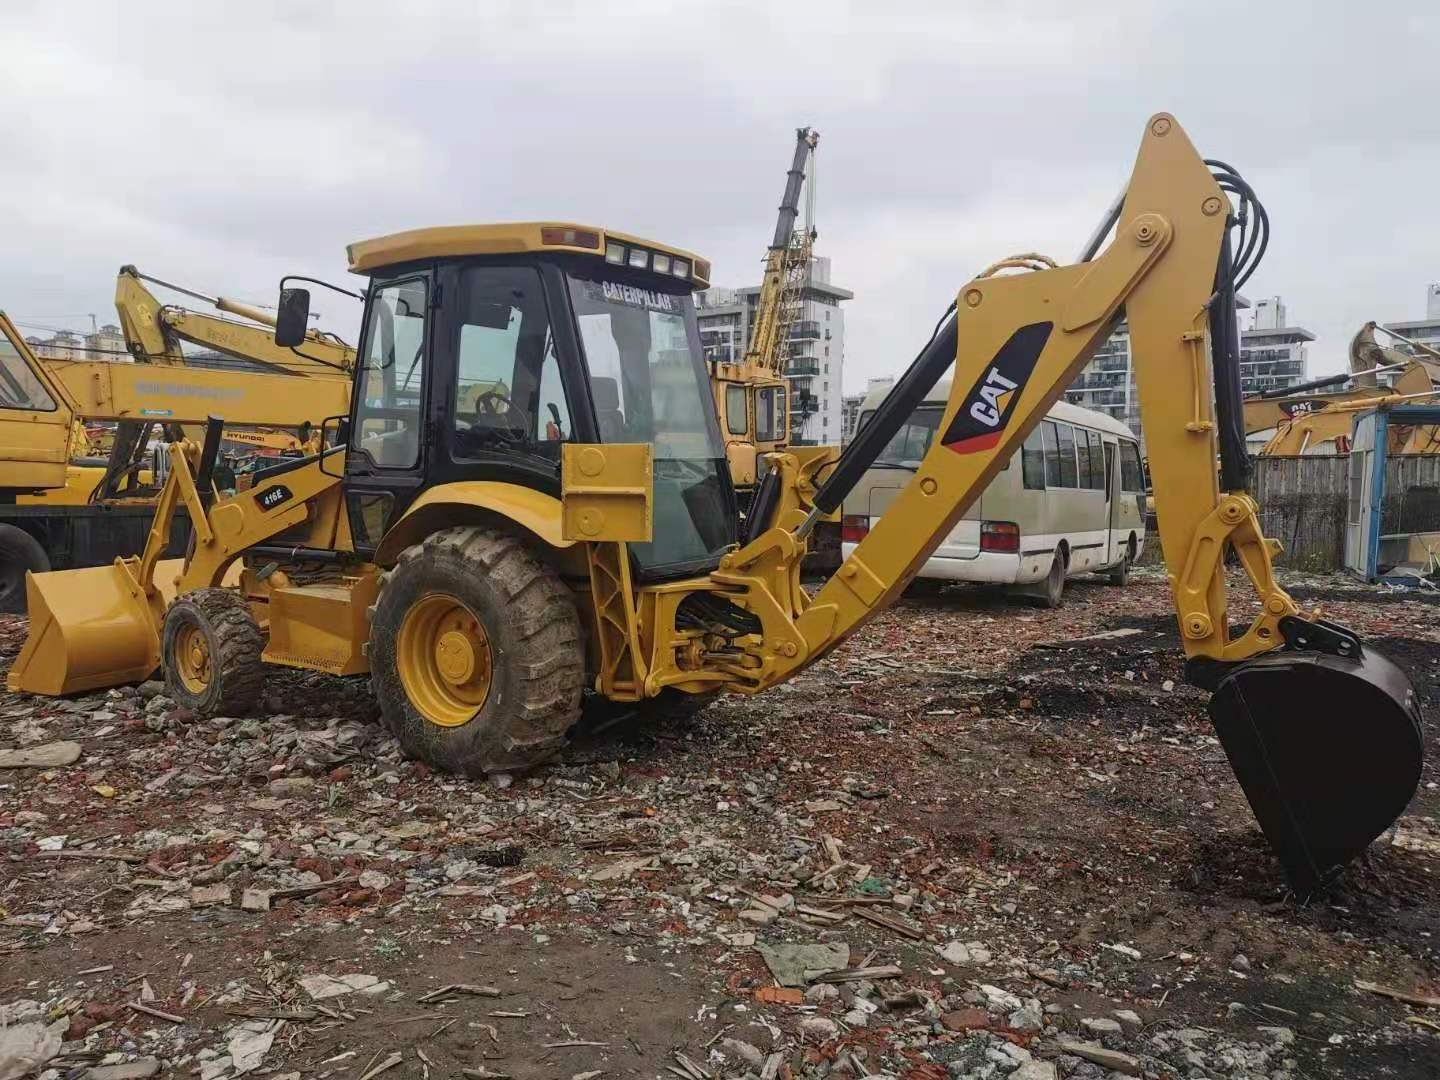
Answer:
373 481 575 566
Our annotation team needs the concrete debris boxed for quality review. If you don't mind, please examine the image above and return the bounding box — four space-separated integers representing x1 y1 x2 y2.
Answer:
756 941 849 986
0 1020 64 1080
0 739 81 768
298 972 389 1000
0 565 1434 1075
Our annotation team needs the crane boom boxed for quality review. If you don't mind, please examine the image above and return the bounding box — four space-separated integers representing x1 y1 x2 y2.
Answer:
743 128 818 379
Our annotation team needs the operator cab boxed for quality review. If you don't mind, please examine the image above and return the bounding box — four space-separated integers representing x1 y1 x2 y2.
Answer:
277 223 737 580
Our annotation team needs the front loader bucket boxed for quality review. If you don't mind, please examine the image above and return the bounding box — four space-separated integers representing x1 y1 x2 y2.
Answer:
1209 646 1424 895
6 563 163 696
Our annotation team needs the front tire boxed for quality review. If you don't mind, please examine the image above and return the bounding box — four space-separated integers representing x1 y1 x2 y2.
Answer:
370 526 585 776
0 524 48 614
161 588 264 716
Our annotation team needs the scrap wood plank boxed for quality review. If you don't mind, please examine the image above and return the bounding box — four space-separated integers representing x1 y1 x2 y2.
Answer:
851 906 924 940
1356 980 1440 1009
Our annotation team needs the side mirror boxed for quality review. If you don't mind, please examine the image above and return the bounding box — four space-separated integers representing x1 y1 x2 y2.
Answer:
318 414 350 477
275 287 312 347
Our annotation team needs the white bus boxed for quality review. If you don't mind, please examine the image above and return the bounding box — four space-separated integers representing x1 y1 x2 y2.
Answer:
842 386 1146 606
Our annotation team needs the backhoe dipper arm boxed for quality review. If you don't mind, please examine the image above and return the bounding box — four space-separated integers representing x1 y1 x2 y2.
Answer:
730 114 1265 677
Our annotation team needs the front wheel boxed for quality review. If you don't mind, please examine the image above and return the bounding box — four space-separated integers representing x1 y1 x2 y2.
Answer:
1107 537 1136 586
0 524 48 614
369 526 585 776
161 588 264 716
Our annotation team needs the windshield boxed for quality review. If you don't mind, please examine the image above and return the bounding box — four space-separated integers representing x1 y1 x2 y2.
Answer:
858 405 941 468
567 272 736 574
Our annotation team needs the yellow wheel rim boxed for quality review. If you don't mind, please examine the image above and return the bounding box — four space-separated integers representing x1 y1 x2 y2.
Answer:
397 594 493 728
174 624 212 695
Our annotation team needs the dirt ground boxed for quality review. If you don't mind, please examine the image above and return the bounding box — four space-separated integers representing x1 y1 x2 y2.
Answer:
1 566 1437 1079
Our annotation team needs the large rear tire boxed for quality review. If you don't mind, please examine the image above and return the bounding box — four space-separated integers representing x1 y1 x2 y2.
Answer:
161 588 265 717
0 524 48 614
370 526 585 776
1031 552 1065 609
1106 536 1136 586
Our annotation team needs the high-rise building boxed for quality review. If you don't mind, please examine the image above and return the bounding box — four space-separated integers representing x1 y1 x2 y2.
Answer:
1065 296 1311 443
696 256 852 445
84 323 126 360
1382 285 1440 360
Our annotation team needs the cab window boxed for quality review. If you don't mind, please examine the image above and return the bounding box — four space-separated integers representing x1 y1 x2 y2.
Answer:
756 386 783 443
452 266 570 464
725 385 747 435
0 333 57 411
353 276 428 468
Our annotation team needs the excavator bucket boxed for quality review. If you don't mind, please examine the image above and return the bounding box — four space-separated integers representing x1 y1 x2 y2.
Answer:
1209 646 1424 895
6 561 163 696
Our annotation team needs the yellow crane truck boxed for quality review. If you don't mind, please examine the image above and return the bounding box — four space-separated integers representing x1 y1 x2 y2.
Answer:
8 116 1423 895
710 127 820 508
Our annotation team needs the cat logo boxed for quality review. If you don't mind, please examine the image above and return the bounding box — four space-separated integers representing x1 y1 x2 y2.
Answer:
941 322 1053 454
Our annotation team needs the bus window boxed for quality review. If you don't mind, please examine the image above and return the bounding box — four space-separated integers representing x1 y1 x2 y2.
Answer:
1120 440 1144 491
1055 423 1078 488
875 407 941 467
1042 421 1062 487
1021 426 1046 489
1085 429 1106 489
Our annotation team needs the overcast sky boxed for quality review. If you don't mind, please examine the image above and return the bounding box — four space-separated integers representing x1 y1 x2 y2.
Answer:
2 1 1437 390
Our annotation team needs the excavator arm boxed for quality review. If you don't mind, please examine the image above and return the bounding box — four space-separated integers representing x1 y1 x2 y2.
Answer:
720 114 1422 893
114 266 354 376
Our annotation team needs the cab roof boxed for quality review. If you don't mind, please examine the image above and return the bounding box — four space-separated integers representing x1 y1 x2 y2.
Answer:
345 222 711 288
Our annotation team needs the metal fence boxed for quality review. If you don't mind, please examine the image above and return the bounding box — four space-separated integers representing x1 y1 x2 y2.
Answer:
1248 454 1440 570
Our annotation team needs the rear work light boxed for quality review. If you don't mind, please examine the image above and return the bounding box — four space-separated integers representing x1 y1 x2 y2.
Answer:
672 259 690 279
628 247 650 269
605 241 625 265
540 226 600 249
980 520 1020 553
652 253 671 274
841 515 870 543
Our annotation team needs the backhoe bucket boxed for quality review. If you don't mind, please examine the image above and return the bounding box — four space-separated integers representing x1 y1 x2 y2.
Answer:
1209 646 1424 895
6 562 163 696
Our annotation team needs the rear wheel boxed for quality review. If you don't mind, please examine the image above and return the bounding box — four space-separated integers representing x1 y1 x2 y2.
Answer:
1032 552 1065 609
161 588 264 716
0 524 48 614
370 526 585 776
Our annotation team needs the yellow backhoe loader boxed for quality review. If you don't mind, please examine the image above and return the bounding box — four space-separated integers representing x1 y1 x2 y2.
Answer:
9 116 1423 896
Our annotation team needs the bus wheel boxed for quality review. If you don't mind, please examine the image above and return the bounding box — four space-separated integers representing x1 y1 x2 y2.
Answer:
1033 552 1065 609
1107 537 1136 586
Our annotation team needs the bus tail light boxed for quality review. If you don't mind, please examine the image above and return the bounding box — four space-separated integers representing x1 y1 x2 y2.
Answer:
980 520 1020 553
841 515 870 543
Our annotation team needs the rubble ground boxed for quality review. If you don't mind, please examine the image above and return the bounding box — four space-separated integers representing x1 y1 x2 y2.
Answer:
2 566 1437 1079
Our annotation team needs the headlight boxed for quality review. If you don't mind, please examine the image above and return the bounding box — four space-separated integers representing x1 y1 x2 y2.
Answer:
605 242 625 265
672 259 690 279
628 247 649 269
652 253 671 274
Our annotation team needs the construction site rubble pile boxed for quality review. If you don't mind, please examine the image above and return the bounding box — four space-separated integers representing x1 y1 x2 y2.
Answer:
1 566 1436 1079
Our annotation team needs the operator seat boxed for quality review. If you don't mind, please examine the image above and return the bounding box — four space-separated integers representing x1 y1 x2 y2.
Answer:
593 377 626 442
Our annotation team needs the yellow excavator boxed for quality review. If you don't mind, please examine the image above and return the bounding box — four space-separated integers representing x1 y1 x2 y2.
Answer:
711 128 822 508
1253 322 1440 455
8 116 1423 896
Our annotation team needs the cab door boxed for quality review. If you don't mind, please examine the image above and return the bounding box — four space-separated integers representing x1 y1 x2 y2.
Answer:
342 273 433 554
0 313 76 491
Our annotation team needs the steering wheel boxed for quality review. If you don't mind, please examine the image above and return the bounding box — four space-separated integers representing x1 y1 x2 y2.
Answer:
465 390 527 443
